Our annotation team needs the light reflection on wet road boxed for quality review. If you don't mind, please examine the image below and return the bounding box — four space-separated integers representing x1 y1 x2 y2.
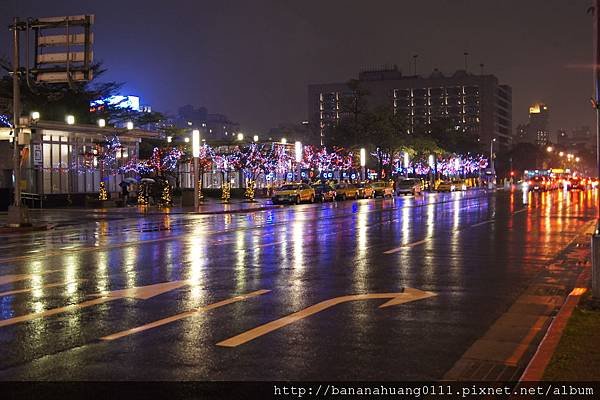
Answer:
0 189 595 380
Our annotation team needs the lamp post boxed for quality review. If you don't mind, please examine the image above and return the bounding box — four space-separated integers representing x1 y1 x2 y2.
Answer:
7 17 30 227
295 141 302 182
360 148 366 180
488 138 496 189
192 130 200 209
592 0 600 299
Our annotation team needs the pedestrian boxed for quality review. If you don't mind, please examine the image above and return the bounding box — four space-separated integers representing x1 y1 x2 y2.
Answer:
120 181 129 206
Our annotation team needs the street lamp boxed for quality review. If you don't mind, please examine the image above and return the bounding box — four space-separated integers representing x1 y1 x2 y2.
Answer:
184 137 190 143
31 111 40 121
253 135 259 142
237 133 244 141
295 141 302 181
192 129 200 209
98 118 106 128
559 151 564 157
360 148 366 180
576 157 581 163
489 138 497 189
167 136 172 143
66 115 75 125
428 154 435 190
546 146 553 152
281 137 287 144
126 121 134 130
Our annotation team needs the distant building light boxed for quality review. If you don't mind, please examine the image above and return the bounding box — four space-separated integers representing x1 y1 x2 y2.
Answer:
237 133 244 141
167 136 172 143
66 115 75 125
184 137 190 143
126 121 134 130
281 138 287 144
31 111 40 121
253 135 259 142
98 118 106 128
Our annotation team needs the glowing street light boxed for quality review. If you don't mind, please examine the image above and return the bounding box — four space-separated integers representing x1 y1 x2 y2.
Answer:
66 115 75 125
281 137 287 144
576 157 581 162
237 133 244 141
98 118 106 128
126 121 134 130
31 111 40 121
403 152 410 169
167 136 172 143
192 130 201 209
546 146 553 152
295 141 303 181
184 137 190 143
360 148 366 180
294 141 302 162
253 135 259 142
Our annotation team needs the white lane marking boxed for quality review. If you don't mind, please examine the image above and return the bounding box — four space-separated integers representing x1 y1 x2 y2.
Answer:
470 219 495 227
383 238 428 254
0 280 190 328
100 289 271 341
513 208 528 214
0 280 84 297
0 270 60 285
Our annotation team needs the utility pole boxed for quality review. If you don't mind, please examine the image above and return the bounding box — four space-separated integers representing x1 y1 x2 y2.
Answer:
7 17 30 227
592 0 600 299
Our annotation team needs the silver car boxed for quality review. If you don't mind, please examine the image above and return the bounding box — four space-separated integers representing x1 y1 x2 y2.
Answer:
396 178 423 196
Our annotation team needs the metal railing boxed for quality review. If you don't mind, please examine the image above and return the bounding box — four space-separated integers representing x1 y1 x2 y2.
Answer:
20 192 44 208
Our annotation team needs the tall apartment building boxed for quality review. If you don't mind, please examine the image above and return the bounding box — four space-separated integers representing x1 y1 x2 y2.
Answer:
308 66 512 147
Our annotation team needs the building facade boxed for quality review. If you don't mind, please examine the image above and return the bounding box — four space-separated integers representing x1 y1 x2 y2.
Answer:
517 103 550 146
308 66 513 147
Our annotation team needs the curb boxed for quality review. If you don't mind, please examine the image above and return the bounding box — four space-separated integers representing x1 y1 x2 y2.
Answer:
0 224 56 234
519 247 591 381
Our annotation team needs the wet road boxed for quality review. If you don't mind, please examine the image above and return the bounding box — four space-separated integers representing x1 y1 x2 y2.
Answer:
0 189 596 380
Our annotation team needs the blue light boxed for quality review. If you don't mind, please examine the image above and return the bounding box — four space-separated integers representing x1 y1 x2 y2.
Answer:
91 95 141 111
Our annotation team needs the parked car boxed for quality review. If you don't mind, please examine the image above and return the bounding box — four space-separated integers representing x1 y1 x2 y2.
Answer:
371 181 394 198
272 183 315 204
312 183 336 202
335 183 360 200
396 178 423 196
437 179 466 192
356 182 375 199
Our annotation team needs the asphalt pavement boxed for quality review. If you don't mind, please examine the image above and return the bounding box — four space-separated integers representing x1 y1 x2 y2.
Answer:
0 188 595 380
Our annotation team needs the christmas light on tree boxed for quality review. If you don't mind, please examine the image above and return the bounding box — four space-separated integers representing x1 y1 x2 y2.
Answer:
138 184 149 206
221 182 231 202
160 184 172 207
98 181 109 201
245 179 255 201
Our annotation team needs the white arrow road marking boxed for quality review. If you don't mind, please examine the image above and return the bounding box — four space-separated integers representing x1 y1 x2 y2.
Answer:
0 270 60 285
100 289 271 341
0 280 190 328
470 219 495 227
383 239 429 254
216 288 436 348
0 280 85 297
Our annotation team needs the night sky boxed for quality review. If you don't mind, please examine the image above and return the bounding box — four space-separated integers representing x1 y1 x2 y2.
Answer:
0 0 595 138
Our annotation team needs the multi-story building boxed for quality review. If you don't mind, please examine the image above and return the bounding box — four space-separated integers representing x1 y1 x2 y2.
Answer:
524 103 550 146
308 66 513 147
172 105 239 141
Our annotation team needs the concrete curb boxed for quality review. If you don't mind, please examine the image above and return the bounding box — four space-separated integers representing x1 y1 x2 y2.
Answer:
0 224 56 234
519 264 590 382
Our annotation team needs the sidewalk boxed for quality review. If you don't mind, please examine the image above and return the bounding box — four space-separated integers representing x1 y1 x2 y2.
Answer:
444 220 596 381
0 198 282 231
